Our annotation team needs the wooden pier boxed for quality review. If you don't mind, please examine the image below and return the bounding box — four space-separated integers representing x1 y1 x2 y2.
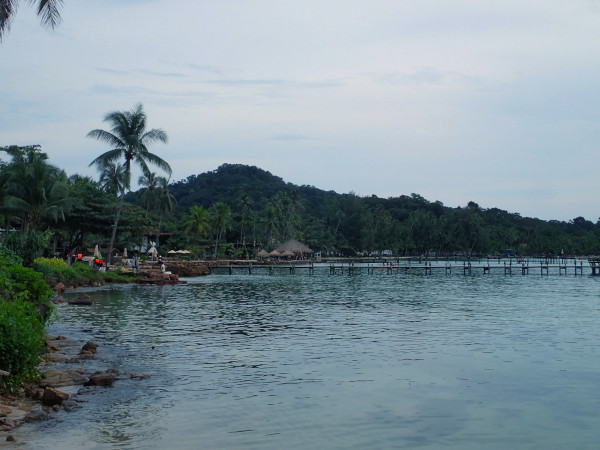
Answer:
207 258 596 276
209 262 315 275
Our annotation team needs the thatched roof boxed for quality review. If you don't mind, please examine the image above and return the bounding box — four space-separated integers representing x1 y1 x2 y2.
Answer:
275 239 313 254
256 250 269 257
282 250 295 257
269 250 282 257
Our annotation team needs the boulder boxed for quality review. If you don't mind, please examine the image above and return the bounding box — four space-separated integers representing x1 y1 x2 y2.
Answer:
0 405 12 416
38 369 88 387
68 295 94 306
62 399 82 412
53 282 66 293
41 387 70 406
84 372 116 387
24 410 49 422
81 341 99 353
6 435 17 442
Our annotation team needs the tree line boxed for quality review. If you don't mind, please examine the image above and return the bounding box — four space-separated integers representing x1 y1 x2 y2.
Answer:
2 106 600 265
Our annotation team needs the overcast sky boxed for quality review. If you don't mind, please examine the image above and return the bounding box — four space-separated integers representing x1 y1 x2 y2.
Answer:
2 1 600 221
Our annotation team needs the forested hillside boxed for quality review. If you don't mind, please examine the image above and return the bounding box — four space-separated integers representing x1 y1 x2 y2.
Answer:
159 163 600 257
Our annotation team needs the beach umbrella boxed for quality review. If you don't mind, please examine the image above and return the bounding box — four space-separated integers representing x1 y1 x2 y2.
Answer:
123 248 128 258
147 241 157 257
93 245 99 257
256 250 269 258
269 250 282 257
168 250 177 255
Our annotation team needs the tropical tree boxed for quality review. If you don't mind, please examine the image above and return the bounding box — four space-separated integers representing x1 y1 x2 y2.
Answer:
2 146 76 233
97 161 128 196
138 171 160 216
156 176 175 241
0 0 62 41
209 202 231 259
88 103 170 263
182 205 210 251
236 193 253 257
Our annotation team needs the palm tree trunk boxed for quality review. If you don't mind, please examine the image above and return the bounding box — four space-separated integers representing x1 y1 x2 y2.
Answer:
107 193 125 265
214 230 221 259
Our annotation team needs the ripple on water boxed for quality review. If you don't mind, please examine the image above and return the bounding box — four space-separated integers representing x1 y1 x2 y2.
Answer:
17 271 600 449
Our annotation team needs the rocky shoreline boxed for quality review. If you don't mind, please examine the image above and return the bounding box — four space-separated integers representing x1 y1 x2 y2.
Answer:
0 300 149 444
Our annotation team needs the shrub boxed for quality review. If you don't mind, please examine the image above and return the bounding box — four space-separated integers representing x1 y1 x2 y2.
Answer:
0 298 46 391
0 245 23 267
3 230 52 266
34 257 68 268
0 265 54 311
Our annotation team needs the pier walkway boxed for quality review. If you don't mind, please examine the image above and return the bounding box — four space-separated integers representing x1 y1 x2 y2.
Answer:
208 258 597 276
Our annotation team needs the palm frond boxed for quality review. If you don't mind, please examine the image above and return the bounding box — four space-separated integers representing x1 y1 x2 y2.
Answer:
30 0 62 29
140 151 172 175
87 129 124 148
0 1 17 39
89 148 124 168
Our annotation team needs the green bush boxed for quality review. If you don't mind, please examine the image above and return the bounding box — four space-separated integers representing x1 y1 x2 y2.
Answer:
0 298 46 391
0 265 54 311
3 230 51 266
0 245 23 267
34 257 68 268
32 261 137 287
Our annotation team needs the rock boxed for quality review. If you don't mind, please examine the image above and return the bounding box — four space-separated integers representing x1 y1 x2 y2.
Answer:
0 369 10 377
24 410 49 422
39 369 88 387
32 389 44 401
0 405 12 416
62 400 82 412
0 425 12 432
82 341 99 353
84 372 116 387
68 295 94 305
41 387 70 406
46 341 61 352
6 435 16 442
53 282 66 293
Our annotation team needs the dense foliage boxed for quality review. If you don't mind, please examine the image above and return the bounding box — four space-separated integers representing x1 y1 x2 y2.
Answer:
32 260 136 286
0 246 52 391
3 143 600 259
164 164 600 257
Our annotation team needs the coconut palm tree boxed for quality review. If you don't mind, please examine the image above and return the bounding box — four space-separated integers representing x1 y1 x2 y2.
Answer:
138 171 160 216
97 161 128 196
156 176 175 241
2 146 76 233
88 103 170 264
1 0 63 41
183 205 210 251
210 202 231 259
236 193 252 257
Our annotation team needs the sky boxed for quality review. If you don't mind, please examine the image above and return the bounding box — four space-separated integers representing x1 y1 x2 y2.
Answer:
1 0 600 222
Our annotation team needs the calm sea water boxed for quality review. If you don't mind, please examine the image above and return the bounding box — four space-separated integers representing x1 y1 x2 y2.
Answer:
15 268 600 449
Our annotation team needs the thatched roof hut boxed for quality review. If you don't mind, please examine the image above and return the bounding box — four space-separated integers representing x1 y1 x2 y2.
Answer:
269 250 282 257
256 250 269 258
282 250 295 258
275 239 313 254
